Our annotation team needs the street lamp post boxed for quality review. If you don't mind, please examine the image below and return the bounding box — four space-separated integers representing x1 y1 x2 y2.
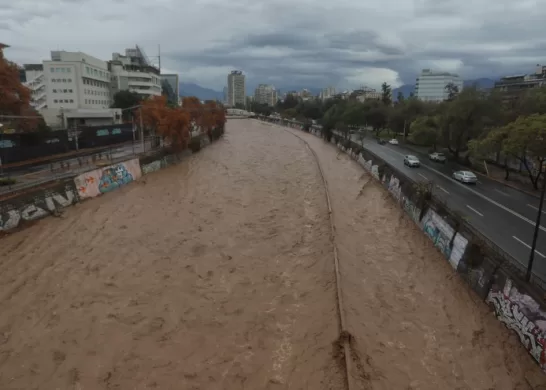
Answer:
526 175 546 282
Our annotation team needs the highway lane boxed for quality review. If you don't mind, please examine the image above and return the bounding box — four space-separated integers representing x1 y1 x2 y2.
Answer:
381 141 542 222
351 136 546 283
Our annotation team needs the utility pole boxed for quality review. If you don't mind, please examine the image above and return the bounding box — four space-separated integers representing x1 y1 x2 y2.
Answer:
140 107 144 152
527 174 546 281
158 44 161 73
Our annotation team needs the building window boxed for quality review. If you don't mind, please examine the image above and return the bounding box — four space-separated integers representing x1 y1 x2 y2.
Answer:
70 99 74 103
63 89 67 93
50 68 55 72
69 89 73 93
67 68 71 73
53 99 58 103
68 78 72 82
52 89 57 93
62 79 66 82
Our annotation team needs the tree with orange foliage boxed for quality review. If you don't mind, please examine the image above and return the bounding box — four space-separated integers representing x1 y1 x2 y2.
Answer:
158 107 191 151
181 96 204 133
0 45 42 131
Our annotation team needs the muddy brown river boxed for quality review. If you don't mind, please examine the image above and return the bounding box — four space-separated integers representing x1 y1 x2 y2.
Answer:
0 119 544 389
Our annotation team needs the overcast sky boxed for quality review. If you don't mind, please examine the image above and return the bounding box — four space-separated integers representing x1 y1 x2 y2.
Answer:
1 0 545 92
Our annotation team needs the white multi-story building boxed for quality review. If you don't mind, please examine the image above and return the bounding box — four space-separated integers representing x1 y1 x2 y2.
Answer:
109 46 162 100
254 84 277 106
22 64 47 110
320 86 336 100
415 69 464 102
227 70 245 107
39 51 121 128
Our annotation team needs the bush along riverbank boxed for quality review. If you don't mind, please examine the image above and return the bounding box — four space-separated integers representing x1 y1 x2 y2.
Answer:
262 117 546 377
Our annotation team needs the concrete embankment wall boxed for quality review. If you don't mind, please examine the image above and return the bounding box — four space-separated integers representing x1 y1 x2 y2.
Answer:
274 121 546 375
0 135 212 234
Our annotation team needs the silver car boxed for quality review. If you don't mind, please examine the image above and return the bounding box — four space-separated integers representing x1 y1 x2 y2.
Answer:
429 152 446 163
452 170 478 184
404 155 420 167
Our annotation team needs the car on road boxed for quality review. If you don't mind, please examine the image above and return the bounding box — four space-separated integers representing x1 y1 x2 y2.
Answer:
429 152 446 163
389 139 399 145
452 170 478 184
404 155 420 167
377 139 386 145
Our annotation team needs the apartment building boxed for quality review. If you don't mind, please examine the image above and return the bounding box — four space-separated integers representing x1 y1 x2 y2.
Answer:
415 69 464 102
353 86 381 102
40 51 120 128
494 65 546 100
254 84 277 106
109 46 162 100
227 70 245 107
320 86 336 100
161 73 180 105
22 64 47 110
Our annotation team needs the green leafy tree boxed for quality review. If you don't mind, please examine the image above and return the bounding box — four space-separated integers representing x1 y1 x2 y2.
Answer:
381 82 392 106
444 82 460 101
396 91 405 104
408 116 440 149
470 114 546 189
111 90 143 122
438 86 495 162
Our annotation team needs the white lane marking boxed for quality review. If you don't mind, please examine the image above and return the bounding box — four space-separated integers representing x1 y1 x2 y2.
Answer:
527 204 546 214
495 188 509 196
466 205 484 217
362 144 546 233
513 236 546 258
418 173 428 180
437 186 450 194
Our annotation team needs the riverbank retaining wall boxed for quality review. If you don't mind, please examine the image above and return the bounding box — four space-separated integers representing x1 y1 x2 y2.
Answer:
276 122 546 374
0 134 215 234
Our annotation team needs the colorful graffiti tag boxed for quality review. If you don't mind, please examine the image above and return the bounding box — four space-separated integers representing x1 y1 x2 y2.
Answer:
74 158 142 199
487 278 546 372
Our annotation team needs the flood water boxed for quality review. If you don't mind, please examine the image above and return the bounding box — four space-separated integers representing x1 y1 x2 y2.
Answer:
0 119 543 389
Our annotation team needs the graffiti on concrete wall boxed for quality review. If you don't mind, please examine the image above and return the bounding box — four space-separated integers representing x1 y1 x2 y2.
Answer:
402 195 421 223
141 159 163 175
0 181 78 231
421 208 453 260
487 278 546 372
371 164 379 180
387 175 401 202
75 158 142 199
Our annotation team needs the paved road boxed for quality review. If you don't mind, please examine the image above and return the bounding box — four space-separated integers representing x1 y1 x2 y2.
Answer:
349 134 546 283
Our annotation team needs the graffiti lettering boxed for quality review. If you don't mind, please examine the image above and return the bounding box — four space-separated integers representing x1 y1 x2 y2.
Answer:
0 184 78 231
487 283 546 371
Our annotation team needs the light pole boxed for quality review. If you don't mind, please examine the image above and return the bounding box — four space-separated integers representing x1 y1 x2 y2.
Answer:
526 173 546 281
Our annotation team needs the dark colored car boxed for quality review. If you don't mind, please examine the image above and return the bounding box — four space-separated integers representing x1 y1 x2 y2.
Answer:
377 139 386 145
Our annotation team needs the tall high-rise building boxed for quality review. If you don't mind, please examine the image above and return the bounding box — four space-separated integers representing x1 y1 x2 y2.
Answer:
320 86 336 100
415 69 463 102
254 84 277 106
227 70 245 107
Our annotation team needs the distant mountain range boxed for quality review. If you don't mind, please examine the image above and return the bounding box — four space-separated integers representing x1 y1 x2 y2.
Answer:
180 78 497 102
179 83 224 101
392 78 496 100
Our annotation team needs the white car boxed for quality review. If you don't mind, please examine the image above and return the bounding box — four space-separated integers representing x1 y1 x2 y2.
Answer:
403 155 420 167
389 139 399 145
429 152 446 163
452 170 478 184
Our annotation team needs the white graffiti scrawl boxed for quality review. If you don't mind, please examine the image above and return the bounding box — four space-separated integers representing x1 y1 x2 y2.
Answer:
487 279 546 372
0 184 77 231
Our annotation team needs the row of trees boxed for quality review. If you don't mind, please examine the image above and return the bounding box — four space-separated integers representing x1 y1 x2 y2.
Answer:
271 83 546 189
139 95 226 151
